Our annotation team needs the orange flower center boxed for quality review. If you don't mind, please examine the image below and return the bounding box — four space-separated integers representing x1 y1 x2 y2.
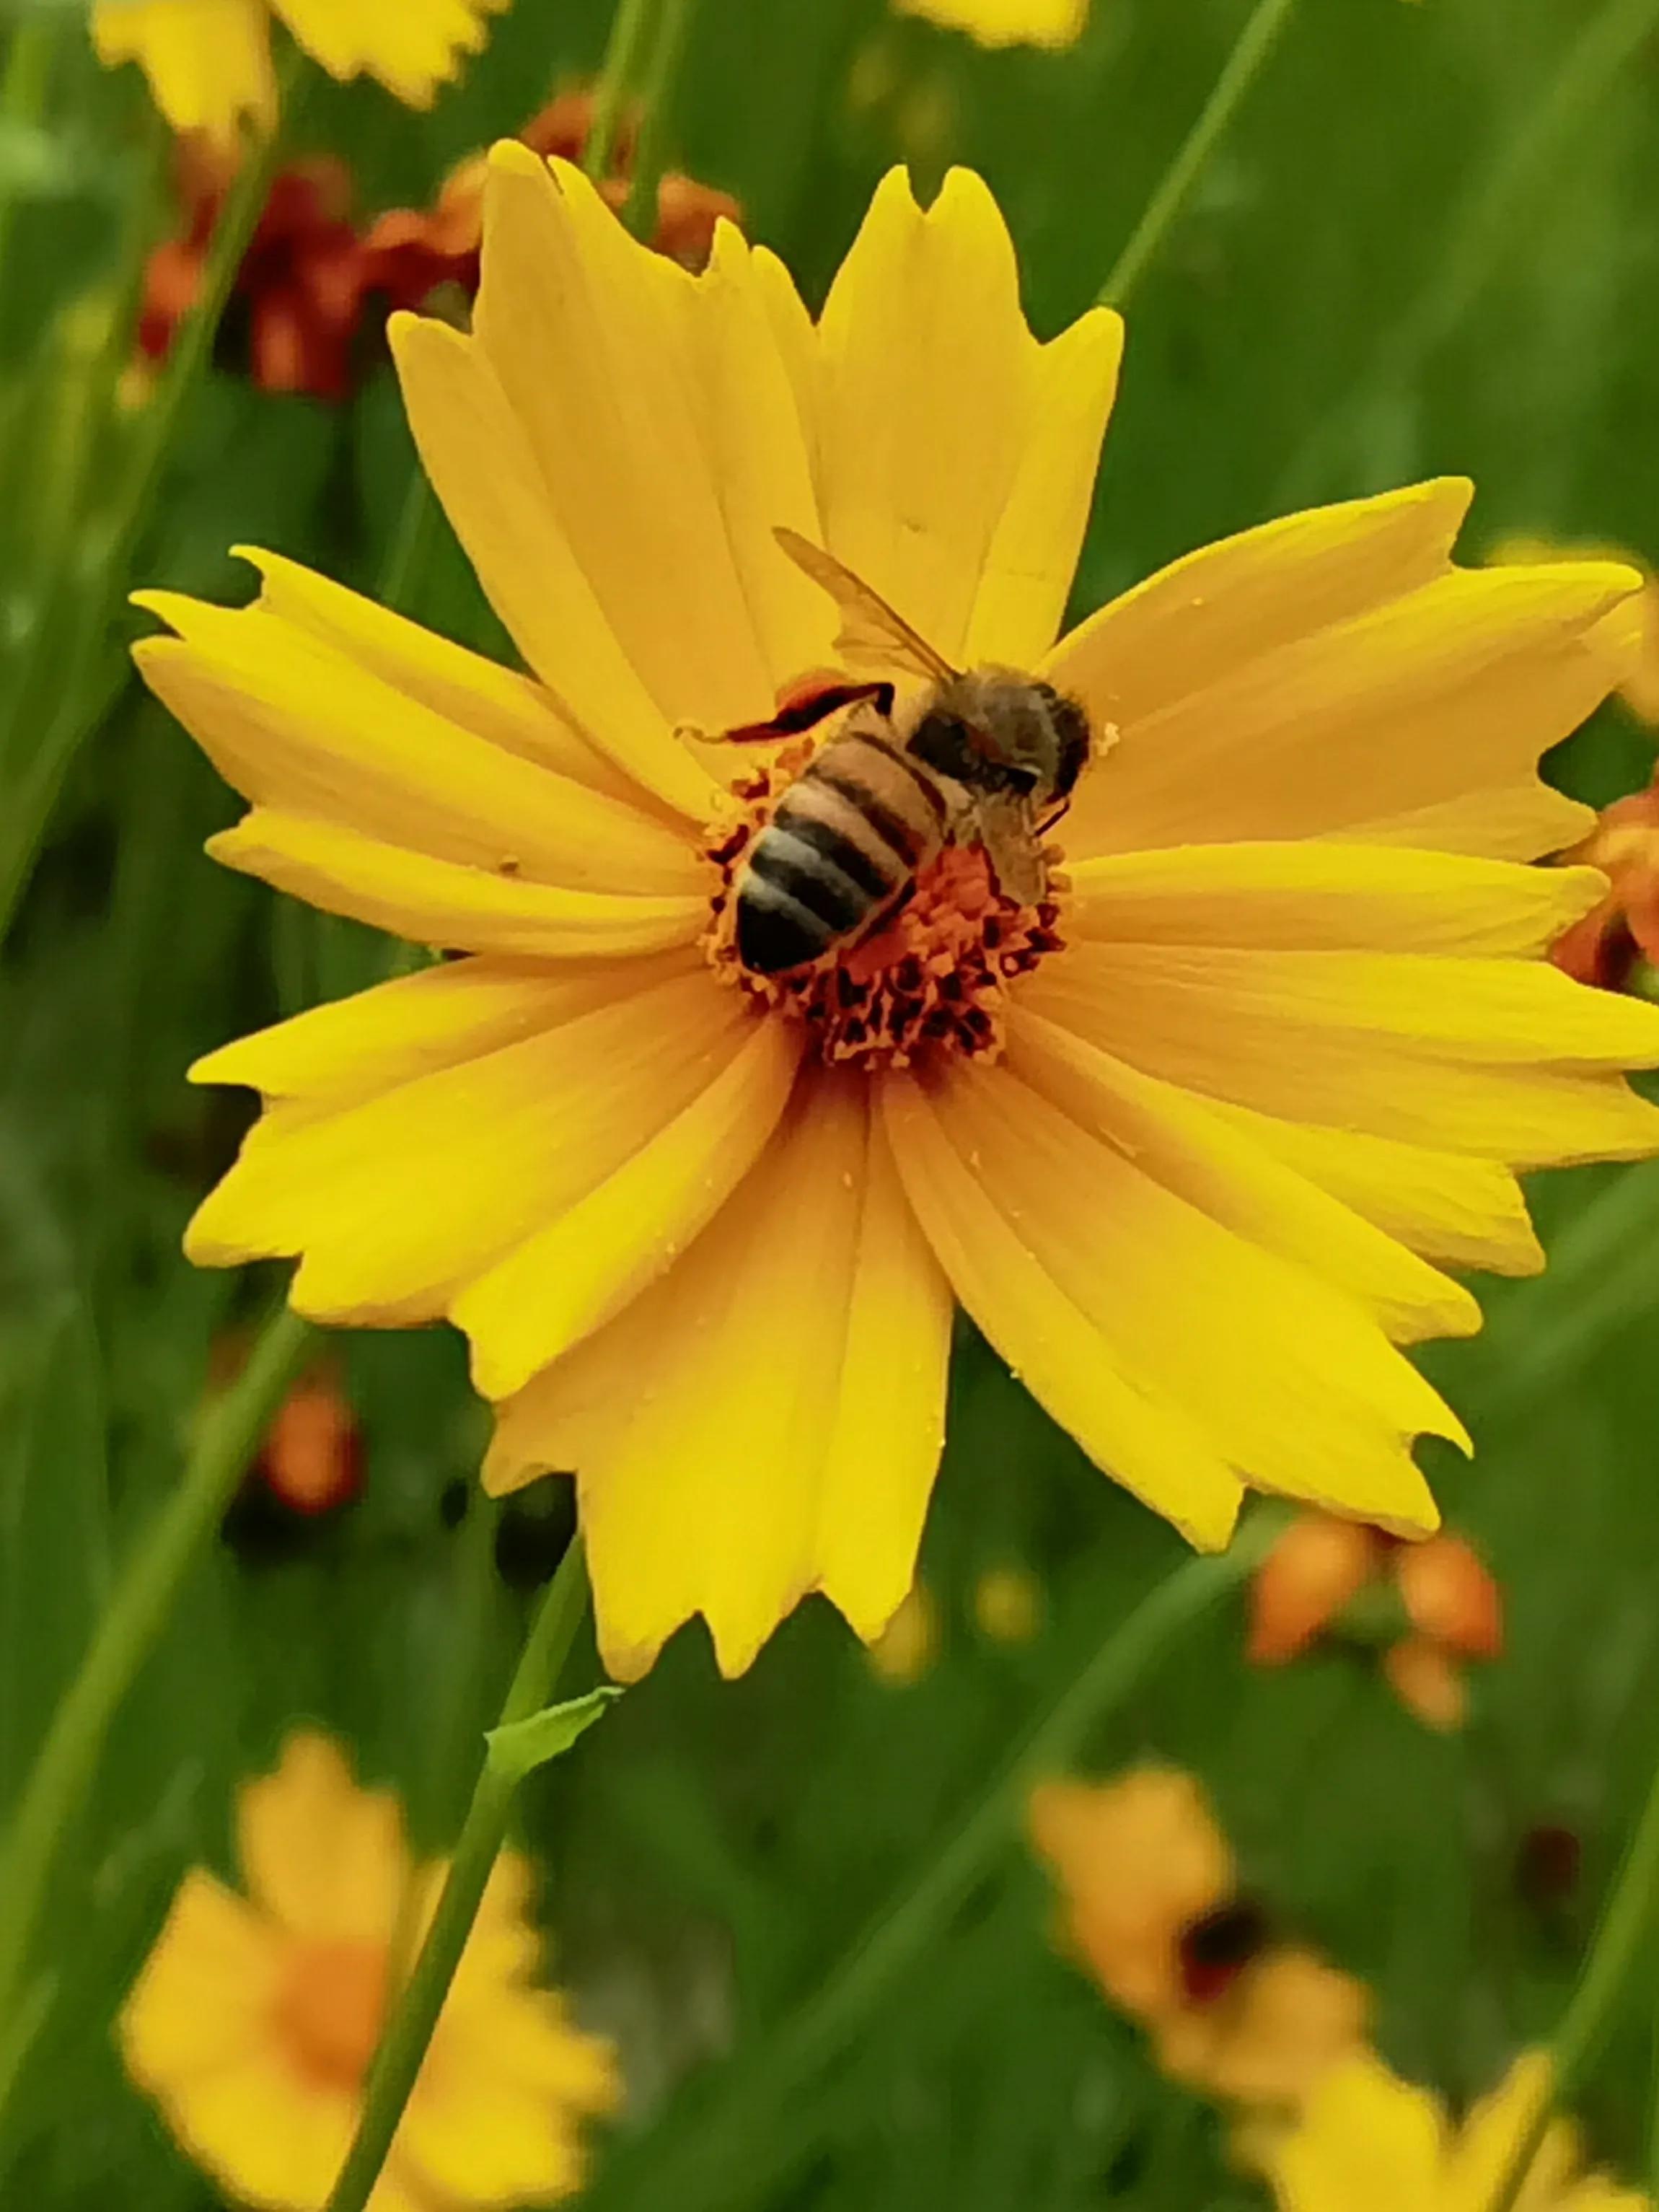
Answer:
703 737 1065 1071
274 1939 390 2092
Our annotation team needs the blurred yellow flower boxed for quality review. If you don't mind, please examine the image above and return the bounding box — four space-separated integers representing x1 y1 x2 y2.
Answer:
136 152 1659 1682
120 1733 617 2211
867 1581 941 1682
1028 1766 1369 2110
1264 2049 1650 2211
894 0 1091 48
972 1562 1044 1643
92 0 505 144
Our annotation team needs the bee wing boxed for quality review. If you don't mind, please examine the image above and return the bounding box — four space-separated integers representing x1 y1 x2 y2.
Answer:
774 527 959 687
970 791 1047 907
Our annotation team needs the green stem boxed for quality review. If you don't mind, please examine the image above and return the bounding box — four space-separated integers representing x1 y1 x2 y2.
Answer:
600 1514 1282 2212
0 1305 314 2076
622 0 703 240
0 76 287 944
323 1539 592 2212
1096 0 1299 308
1487 1737 1659 2212
585 0 658 182
0 12 56 313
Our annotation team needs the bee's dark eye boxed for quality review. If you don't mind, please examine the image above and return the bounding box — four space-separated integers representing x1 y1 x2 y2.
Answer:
1003 763 1039 796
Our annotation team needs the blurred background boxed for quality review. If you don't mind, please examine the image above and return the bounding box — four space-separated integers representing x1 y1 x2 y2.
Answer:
4 0 1659 2205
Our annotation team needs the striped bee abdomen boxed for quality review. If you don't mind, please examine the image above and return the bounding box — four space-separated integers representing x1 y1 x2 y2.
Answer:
734 732 946 975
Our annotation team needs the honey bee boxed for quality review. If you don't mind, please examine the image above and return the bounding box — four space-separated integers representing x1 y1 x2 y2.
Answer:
705 529 1094 977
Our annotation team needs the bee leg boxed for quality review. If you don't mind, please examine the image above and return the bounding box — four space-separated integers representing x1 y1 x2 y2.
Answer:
679 675 895 750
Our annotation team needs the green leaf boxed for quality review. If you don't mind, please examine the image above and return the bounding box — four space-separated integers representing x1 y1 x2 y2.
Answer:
484 1687 623 1783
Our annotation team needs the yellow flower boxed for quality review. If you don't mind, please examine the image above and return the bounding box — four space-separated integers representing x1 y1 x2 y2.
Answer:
92 0 505 145
1028 1766 1368 2110
135 153 1659 1682
1264 2050 1650 2212
972 1562 1044 1643
893 0 1091 49
866 1579 941 1682
120 1733 617 2211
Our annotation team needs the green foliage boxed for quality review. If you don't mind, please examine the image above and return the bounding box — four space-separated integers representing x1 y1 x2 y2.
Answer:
3 0 1659 2207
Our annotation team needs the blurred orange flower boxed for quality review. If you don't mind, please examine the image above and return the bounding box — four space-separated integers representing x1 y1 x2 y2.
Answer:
120 1733 617 2211
139 141 365 400
1549 775 1659 993
363 93 739 315
1247 1513 1502 1731
258 1365 364 1517
1028 1766 1369 2110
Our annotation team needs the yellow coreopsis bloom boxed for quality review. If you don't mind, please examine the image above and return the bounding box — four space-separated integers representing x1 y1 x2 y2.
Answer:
894 0 1091 48
92 0 505 145
136 152 1659 1682
1028 1767 1368 2110
1264 2050 1650 2212
120 1733 617 2211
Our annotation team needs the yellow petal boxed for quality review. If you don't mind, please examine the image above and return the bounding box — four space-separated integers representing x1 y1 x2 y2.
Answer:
474 147 776 729
1022 942 1659 1163
895 0 1091 46
190 954 665 1104
1264 2053 1447 2212
1052 471 1637 858
400 2053 590 2206
817 168 1042 664
187 962 751 1327
92 0 275 143
1050 478 1471 734
389 311 715 819
134 584 698 896
486 1076 952 1680
1065 842 1610 958
749 245 822 507
207 810 705 962
402 1991 614 2205
237 1733 406 1941
144 2051 358 2207
237 548 642 804
271 0 501 105
1060 556 1637 862
119 1870 280 2084
881 1071 1245 1550
912 1058 1452 1530
810 1103 954 1640
456 1012 804 1399
1204 1102 1546 1279
1008 1009 1479 1346
963 307 1125 667
678 222 837 690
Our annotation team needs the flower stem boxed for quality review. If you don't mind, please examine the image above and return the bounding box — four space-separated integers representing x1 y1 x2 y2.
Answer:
1487 1736 1659 2212
0 70 288 944
599 1512 1282 2212
1097 0 1298 309
0 1304 314 2094
322 1538 593 2212
0 12 57 315
622 0 703 240
586 0 659 183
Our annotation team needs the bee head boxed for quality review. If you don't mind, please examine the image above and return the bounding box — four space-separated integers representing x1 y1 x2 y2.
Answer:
910 673 1091 807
